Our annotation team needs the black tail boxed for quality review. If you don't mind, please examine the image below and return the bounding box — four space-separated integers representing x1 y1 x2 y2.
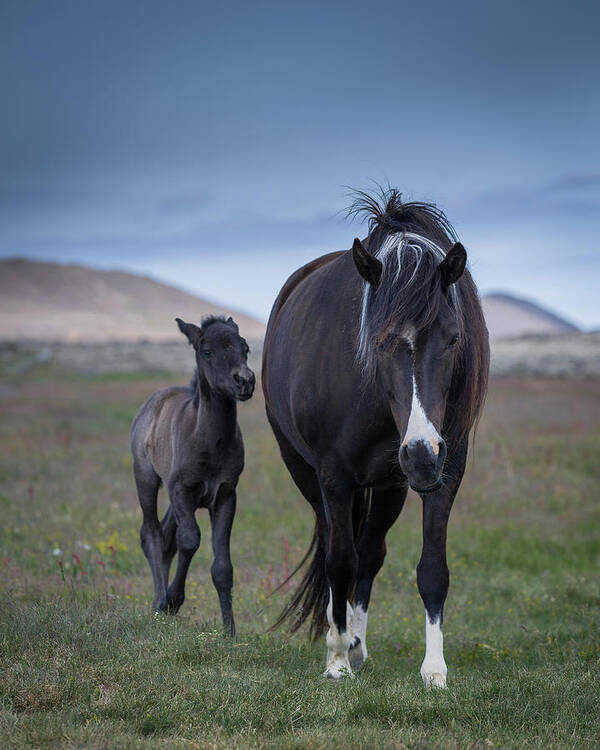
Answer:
270 523 328 640
271 489 372 640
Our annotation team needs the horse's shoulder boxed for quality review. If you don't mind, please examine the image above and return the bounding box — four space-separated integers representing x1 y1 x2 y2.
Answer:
268 250 344 321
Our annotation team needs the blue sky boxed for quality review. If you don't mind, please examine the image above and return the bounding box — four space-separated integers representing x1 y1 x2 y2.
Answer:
1 0 599 326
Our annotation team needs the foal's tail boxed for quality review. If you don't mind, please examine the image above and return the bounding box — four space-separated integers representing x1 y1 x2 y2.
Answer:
271 489 371 641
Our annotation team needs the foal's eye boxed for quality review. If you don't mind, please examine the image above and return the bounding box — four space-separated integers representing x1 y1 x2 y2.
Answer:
202 350 212 358
447 334 460 348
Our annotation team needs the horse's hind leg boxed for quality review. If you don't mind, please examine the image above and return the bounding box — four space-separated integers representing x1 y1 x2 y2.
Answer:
161 482 200 613
349 484 408 669
320 470 357 680
134 462 167 610
209 485 237 636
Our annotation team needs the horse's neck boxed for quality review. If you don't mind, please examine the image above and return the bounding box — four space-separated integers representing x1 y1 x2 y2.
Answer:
194 385 238 444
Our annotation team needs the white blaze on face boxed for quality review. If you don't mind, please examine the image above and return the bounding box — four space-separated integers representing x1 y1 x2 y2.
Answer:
420 613 447 688
401 327 442 455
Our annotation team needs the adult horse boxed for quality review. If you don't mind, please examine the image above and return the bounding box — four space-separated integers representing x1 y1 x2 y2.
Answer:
262 188 489 685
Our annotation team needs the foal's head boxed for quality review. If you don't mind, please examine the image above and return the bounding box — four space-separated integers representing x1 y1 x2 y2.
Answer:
347 189 486 494
176 316 255 402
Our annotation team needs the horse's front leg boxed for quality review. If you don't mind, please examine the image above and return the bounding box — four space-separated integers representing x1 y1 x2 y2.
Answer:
321 473 357 680
417 439 467 688
159 481 200 613
351 484 407 668
209 485 237 636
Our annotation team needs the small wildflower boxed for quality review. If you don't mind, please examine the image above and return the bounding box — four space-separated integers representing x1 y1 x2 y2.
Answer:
52 548 62 556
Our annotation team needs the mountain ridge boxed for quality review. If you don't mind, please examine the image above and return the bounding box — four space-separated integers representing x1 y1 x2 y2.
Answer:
0 257 581 342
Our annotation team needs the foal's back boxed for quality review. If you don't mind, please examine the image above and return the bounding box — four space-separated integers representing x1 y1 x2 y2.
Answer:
130 385 195 483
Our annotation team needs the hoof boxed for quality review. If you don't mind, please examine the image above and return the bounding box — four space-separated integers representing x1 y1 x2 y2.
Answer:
421 670 447 689
324 662 355 680
156 594 183 614
348 637 367 670
324 651 354 680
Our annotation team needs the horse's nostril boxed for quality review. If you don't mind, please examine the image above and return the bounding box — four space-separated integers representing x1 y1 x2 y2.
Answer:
401 439 442 466
233 374 242 385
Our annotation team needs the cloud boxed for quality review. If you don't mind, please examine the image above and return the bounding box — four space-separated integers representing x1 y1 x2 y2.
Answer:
156 189 214 217
447 173 600 230
547 173 600 191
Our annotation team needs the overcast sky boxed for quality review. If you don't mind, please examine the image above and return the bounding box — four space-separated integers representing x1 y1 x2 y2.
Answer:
1 0 599 326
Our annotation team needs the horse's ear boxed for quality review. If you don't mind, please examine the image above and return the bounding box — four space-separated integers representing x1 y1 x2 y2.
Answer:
176 317 201 344
439 242 467 290
352 238 382 287
226 316 239 334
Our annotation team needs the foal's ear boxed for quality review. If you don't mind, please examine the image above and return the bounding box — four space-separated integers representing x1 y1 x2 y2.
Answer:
226 316 239 334
352 238 383 287
176 317 201 344
439 242 467 290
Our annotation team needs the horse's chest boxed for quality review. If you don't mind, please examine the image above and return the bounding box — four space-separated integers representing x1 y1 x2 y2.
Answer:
182 444 241 505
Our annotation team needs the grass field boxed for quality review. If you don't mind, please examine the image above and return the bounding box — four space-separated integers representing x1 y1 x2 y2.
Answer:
1 355 599 749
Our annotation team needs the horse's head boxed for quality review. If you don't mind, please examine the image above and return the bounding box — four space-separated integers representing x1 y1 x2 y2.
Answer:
353 234 467 493
176 316 255 401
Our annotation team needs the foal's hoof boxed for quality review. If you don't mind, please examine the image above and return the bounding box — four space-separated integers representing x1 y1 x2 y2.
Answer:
156 594 183 614
348 637 367 670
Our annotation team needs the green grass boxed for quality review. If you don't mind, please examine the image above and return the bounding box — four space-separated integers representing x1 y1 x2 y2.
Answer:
0 365 599 748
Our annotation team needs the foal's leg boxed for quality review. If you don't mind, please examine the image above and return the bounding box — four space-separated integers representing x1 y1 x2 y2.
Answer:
134 462 167 609
321 472 357 679
350 484 408 668
159 482 200 613
417 440 467 688
160 505 178 588
209 485 237 636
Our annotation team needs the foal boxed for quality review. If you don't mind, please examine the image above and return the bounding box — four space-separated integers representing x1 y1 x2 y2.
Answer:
130 315 255 634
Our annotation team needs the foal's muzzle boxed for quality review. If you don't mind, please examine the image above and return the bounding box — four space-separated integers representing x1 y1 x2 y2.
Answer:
399 438 446 494
234 368 255 401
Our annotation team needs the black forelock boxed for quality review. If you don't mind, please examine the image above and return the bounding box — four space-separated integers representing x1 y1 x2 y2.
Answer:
346 185 458 250
199 315 228 334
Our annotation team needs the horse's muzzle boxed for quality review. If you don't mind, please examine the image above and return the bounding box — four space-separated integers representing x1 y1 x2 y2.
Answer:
399 438 446 495
234 369 255 401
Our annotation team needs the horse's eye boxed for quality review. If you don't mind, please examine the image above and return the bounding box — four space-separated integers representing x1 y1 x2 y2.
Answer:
203 350 212 358
448 335 459 348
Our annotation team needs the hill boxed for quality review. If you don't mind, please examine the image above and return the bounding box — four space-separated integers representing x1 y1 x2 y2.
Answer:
0 258 582 344
0 259 266 342
481 292 579 340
